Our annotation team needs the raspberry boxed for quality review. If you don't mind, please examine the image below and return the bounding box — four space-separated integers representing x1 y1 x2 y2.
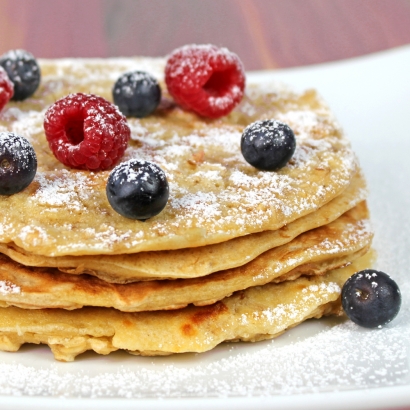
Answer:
165 44 245 118
44 93 131 171
0 66 14 111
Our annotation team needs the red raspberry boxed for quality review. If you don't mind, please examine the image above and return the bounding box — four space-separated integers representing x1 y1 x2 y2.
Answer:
165 44 245 118
0 66 14 111
44 93 130 171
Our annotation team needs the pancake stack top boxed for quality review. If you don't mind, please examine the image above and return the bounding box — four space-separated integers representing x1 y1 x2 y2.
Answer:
0 46 373 361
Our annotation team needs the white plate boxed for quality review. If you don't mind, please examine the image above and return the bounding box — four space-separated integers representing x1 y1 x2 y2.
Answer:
1 46 410 410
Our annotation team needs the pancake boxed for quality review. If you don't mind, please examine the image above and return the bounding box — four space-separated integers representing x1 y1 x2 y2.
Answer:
0 54 372 363
0 170 367 282
0 58 358 256
0 255 370 362
0 201 372 312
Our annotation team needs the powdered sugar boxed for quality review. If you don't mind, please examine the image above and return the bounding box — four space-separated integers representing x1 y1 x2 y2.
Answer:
110 159 167 185
311 219 372 255
30 170 92 211
258 282 340 324
17 226 49 247
0 316 407 399
7 107 45 137
39 57 165 91
0 281 20 295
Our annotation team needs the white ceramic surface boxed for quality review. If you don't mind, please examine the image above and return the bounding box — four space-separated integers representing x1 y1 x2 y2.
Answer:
1 45 410 410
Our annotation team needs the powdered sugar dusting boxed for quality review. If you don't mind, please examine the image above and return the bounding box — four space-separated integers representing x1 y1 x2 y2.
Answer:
308 219 373 256
30 170 93 211
253 281 341 325
0 316 407 399
110 159 167 185
38 57 165 98
0 281 20 295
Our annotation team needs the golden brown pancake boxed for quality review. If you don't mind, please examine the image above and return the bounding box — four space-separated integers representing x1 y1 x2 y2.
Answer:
0 201 372 312
0 254 371 362
0 171 367 282
0 59 358 256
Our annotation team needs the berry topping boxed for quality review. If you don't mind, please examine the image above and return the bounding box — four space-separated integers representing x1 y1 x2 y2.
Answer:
0 132 37 195
342 269 401 328
241 120 296 171
165 44 245 118
0 49 40 101
106 159 169 220
113 71 161 118
0 66 14 111
44 93 131 171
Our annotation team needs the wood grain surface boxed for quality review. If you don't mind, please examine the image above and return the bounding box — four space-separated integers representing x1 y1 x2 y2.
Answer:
0 0 410 70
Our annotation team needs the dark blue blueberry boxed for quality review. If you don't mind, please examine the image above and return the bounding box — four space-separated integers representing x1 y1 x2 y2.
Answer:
241 120 296 171
106 159 169 220
0 50 41 101
342 269 401 328
0 132 37 195
112 71 161 118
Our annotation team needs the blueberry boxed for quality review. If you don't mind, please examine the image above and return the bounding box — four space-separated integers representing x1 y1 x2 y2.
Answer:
241 120 296 171
106 159 169 220
0 132 37 195
112 71 161 118
0 50 41 101
342 269 401 328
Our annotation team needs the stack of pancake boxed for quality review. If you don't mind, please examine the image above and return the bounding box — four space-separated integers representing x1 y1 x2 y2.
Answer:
0 58 373 361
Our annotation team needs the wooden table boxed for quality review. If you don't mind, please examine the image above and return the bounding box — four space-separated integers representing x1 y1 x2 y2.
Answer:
1 0 410 70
